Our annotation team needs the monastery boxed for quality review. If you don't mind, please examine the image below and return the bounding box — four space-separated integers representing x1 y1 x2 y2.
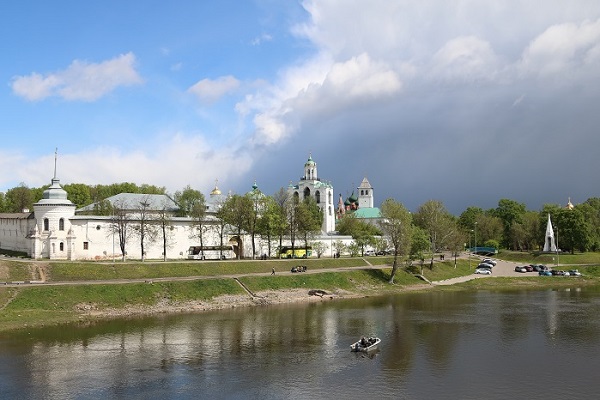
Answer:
0 155 379 260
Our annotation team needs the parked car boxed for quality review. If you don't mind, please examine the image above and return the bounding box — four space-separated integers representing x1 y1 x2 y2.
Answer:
475 268 492 275
478 262 494 269
568 269 582 276
551 270 565 276
515 266 527 273
523 265 534 272
531 264 545 272
539 270 552 276
364 250 376 256
482 258 497 266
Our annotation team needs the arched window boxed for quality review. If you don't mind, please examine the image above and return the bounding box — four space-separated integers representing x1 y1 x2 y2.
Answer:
43 218 49 231
315 191 321 203
59 218 65 231
59 242 64 251
303 187 311 199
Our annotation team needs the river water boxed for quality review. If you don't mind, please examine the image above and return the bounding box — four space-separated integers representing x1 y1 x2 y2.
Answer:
2 287 600 399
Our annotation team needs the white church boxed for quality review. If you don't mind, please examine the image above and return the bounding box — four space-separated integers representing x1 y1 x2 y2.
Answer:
0 154 376 260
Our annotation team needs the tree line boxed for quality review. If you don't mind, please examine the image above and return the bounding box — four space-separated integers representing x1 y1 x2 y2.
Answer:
2 182 599 265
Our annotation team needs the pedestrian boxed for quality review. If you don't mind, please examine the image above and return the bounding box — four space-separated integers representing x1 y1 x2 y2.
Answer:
271 267 275 275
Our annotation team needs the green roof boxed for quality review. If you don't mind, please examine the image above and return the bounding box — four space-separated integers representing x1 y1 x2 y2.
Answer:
353 207 381 219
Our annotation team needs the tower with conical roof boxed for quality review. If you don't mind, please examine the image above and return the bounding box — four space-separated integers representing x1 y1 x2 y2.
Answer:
32 151 76 259
543 214 557 252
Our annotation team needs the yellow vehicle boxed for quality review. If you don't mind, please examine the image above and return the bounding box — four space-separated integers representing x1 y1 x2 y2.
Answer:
278 246 312 259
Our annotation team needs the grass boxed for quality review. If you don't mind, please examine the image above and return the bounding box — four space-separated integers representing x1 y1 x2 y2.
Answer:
3 252 600 332
497 250 600 266
0 278 245 331
46 257 369 281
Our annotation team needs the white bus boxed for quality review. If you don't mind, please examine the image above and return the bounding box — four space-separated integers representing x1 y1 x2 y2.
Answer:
188 245 234 260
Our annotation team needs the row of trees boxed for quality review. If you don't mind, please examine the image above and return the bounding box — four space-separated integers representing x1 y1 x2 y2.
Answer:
3 181 600 262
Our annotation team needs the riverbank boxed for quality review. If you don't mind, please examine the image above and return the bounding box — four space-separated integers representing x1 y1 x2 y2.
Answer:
1 254 599 332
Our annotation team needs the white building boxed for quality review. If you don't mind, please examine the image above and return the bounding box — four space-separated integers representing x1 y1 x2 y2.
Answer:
0 154 368 260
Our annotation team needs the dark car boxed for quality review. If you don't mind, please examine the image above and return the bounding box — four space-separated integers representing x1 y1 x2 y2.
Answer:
523 265 534 272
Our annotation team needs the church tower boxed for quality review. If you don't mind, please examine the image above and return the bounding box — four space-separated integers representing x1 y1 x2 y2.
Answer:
357 177 374 209
288 154 335 233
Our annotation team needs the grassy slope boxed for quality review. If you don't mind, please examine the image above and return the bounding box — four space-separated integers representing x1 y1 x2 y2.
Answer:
2 253 600 332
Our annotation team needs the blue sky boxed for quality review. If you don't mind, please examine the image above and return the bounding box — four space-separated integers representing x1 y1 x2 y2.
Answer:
2 1 600 214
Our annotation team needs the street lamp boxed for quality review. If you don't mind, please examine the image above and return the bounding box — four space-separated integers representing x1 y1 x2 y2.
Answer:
474 222 478 258
555 226 559 268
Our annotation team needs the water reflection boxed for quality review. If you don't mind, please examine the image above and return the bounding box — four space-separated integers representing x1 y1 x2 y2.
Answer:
2 288 600 399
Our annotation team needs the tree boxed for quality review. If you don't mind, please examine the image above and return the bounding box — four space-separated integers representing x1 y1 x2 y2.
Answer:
173 186 205 217
410 226 430 273
155 202 175 261
219 194 253 259
131 196 159 261
378 198 412 284
296 197 323 251
110 200 132 261
174 187 208 258
555 207 591 254
413 200 456 270
494 199 526 249
337 213 381 255
5 183 33 212
272 188 291 257
257 196 286 258
310 241 328 258
63 183 92 209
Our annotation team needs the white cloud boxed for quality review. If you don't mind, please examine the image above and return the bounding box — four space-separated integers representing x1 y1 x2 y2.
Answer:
519 18 600 78
431 36 501 83
11 53 143 102
7 133 253 195
188 75 241 104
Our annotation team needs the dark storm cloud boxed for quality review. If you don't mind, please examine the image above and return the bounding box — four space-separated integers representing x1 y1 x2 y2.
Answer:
238 2 600 215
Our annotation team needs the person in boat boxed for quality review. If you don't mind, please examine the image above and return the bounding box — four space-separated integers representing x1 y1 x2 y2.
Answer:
360 337 367 346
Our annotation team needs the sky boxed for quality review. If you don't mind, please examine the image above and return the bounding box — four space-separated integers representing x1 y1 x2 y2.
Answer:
2 0 600 215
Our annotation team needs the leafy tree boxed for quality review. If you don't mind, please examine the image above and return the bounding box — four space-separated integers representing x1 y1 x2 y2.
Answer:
473 213 503 248
458 206 484 231
494 198 526 249
410 226 430 273
555 207 591 254
332 240 346 257
257 196 286 258
310 241 328 258
378 198 412 283
63 183 92 209
218 194 253 259
413 200 456 269
337 213 379 255
296 197 323 251
5 183 33 212
173 186 205 217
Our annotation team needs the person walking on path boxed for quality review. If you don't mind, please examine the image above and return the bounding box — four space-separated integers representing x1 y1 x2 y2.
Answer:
271 267 275 275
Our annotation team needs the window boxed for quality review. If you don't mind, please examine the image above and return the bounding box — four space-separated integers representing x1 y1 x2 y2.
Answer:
303 187 311 199
315 191 321 203
43 218 49 231
59 218 65 231
83 242 89 250
59 242 64 251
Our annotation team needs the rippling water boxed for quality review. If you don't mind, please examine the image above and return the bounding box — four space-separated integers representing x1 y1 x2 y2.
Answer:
2 287 600 399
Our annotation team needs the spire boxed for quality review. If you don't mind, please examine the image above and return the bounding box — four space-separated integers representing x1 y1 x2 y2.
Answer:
54 148 58 179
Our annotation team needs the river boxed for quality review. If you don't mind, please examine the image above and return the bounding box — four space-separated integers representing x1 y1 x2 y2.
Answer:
2 287 600 399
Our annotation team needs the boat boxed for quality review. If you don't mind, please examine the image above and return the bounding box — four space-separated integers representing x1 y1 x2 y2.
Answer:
350 336 381 352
